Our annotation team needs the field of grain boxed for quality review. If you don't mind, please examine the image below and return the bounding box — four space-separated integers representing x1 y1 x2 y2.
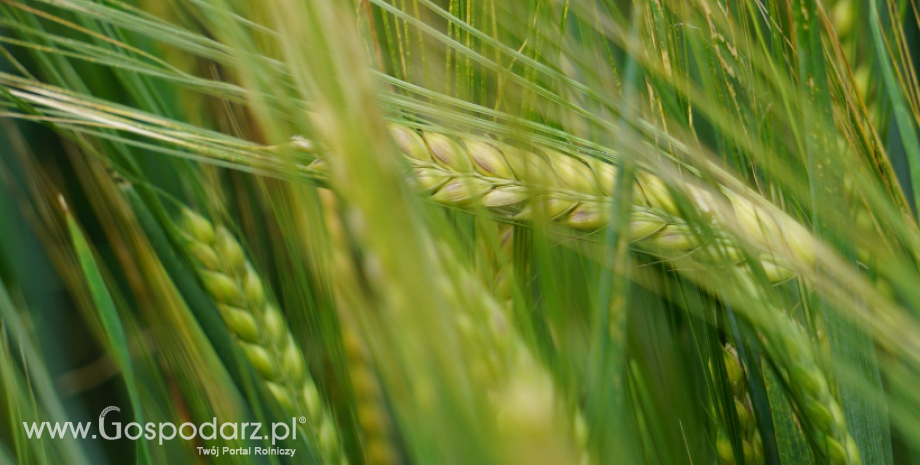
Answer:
2 1 920 464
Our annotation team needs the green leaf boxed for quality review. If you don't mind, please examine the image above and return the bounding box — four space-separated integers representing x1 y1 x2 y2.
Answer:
63 200 152 465
795 1 893 463
765 365 814 465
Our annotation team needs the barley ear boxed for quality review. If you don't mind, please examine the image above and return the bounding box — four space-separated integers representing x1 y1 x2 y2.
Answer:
319 189 400 465
178 210 349 465
713 345 764 465
330 125 813 283
754 297 860 465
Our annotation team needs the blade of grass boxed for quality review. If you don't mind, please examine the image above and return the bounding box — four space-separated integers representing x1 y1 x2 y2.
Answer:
588 4 642 463
0 276 98 465
765 363 815 465
796 1 893 463
870 0 920 215
61 197 152 465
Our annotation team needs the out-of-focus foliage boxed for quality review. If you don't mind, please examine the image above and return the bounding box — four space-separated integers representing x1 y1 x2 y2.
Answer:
2 0 920 464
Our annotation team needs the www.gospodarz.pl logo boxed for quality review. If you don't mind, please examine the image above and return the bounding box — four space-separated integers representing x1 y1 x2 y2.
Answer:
22 406 305 456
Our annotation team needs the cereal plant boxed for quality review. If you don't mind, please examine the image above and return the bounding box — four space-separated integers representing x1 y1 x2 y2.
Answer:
2 1 920 464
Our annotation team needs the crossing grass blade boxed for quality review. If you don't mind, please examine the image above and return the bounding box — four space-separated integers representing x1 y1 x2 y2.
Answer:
62 199 152 465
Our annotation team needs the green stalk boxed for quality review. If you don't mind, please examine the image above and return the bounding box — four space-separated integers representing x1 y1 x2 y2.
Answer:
63 200 152 465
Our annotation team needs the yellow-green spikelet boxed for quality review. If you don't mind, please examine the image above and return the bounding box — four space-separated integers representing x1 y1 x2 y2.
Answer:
180 209 349 465
341 327 399 465
715 345 764 465
762 310 860 465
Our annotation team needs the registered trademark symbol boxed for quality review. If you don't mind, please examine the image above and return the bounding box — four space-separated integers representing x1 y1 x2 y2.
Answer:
298 416 306 424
